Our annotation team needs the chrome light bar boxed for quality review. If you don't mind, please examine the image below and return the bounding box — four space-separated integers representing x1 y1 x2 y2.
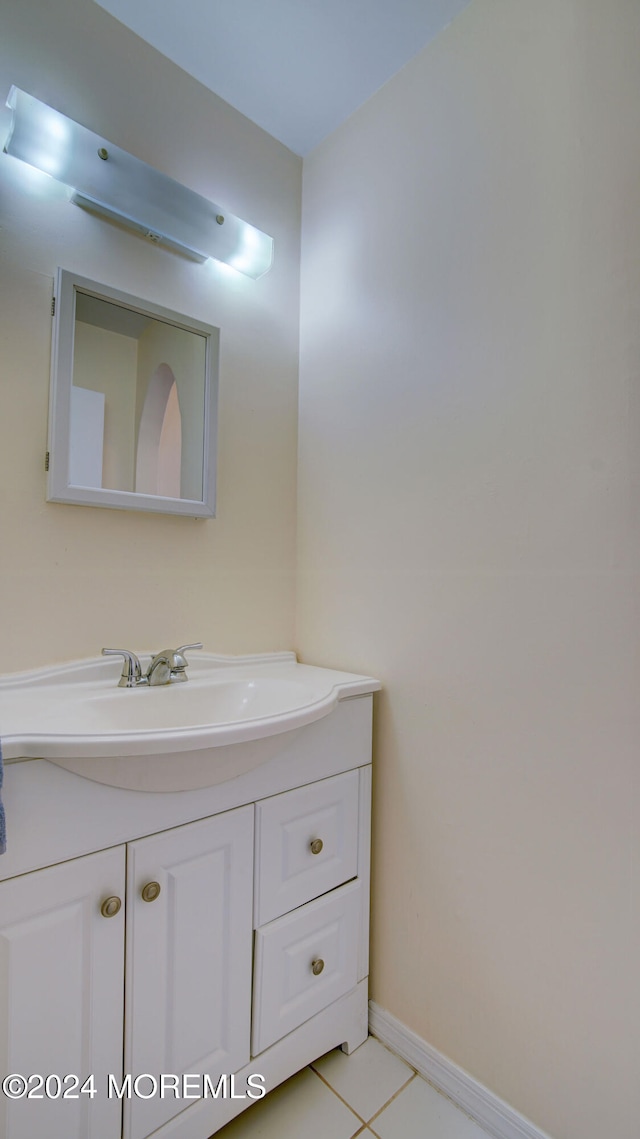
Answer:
3 86 274 279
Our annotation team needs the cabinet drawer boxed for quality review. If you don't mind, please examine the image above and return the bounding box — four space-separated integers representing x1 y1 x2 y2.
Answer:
252 879 361 1055
254 769 359 926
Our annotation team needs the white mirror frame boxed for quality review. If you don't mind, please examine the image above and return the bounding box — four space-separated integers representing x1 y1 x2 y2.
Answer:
47 269 219 517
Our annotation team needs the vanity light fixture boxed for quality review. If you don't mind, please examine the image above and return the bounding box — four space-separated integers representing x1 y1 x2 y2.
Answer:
3 86 274 279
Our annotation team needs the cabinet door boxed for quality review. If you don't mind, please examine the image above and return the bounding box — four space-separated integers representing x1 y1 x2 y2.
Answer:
124 806 254 1139
0 846 125 1139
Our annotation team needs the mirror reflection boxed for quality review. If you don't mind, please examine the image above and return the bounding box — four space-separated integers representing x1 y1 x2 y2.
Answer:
71 292 206 501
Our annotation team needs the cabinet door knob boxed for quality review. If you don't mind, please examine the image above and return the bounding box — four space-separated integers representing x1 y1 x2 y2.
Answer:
100 896 122 918
311 958 325 976
141 881 161 903
309 838 324 855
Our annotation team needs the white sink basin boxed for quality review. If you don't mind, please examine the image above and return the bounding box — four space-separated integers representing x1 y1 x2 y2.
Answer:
83 676 323 733
0 652 379 791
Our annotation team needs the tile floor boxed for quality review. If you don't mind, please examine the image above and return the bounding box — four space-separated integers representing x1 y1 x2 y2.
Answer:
215 1036 492 1138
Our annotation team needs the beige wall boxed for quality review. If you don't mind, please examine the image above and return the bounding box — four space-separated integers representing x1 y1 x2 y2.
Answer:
298 2 640 1138
0 0 301 670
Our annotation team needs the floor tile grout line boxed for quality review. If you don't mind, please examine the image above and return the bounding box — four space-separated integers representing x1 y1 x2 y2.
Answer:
310 1065 367 1125
366 1072 418 1129
310 1056 418 1128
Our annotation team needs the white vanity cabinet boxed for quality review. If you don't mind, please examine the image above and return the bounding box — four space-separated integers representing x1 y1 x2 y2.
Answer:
0 694 374 1139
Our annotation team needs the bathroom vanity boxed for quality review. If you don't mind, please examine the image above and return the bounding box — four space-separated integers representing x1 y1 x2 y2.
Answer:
0 653 379 1139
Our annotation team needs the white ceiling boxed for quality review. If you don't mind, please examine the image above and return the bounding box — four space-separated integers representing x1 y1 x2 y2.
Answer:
94 0 473 155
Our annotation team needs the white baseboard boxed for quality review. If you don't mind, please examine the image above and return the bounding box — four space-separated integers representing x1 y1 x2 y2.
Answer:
368 1002 554 1139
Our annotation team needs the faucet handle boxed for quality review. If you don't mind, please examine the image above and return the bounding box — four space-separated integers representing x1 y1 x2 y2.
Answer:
172 642 203 679
175 643 203 657
102 648 143 688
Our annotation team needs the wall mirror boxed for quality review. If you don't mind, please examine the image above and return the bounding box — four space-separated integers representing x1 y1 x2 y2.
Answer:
47 269 219 517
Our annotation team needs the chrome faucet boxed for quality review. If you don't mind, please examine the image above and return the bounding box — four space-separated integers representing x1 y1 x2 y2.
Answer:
102 643 203 688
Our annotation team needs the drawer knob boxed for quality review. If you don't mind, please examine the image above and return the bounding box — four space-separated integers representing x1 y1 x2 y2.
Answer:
311 958 325 976
100 896 122 918
309 838 324 855
141 881 161 903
